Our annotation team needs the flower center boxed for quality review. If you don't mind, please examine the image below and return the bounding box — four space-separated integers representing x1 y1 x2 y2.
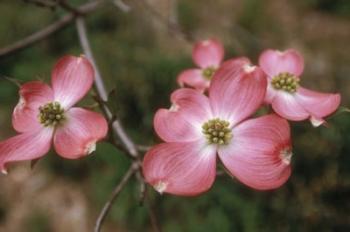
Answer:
271 72 299 93
38 101 65 127
202 66 216 80
202 118 232 145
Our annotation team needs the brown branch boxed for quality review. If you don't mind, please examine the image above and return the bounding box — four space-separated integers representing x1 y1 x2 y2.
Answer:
136 170 146 204
112 0 131 12
136 0 194 43
145 193 162 232
75 16 139 158
94 163 139 232
137 144 151 152
22 0 58 10
136 0 262 53
58 0 81 15
0 0 103 58
75 16 147 232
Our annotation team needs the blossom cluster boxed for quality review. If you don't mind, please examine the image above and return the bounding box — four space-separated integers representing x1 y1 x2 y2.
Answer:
142 39 341 196
0 41 341 198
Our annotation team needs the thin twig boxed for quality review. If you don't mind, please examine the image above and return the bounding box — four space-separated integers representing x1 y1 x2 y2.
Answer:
58 0 81 15
145 191 162 232
112 0 131 12
136 170 146 205
137 0 262 53
94 163 138 232
137 144 151 152
136 0 194 43
22 0 58 10
75 16 139 158
0 75 22 87
0 0 103 58
75 16 147 232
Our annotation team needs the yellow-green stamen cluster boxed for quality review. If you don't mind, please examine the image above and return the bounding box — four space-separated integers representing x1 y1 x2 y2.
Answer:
271 72 299 93
202 66 216 80
38 101 65 127
202 118 232 145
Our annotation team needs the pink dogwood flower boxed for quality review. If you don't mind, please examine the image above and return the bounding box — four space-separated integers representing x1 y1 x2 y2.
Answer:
259 49 341 127
177 38 224 92
143 58 292 196
0 55 108 174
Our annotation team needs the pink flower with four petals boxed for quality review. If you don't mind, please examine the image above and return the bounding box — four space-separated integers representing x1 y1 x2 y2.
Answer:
177 39 224 92
0 55 108 173
259 49 341 126
143 58 292 196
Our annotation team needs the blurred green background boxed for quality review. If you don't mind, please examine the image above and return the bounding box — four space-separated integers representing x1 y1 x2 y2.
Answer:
0 0 349 231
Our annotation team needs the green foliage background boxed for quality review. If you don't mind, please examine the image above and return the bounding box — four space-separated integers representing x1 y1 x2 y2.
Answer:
0 0 349 231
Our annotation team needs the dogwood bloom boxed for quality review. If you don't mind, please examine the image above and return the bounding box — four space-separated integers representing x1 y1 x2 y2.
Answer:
259 49 341 127
177 39 224 92
143 58 292 196
0 55 108 174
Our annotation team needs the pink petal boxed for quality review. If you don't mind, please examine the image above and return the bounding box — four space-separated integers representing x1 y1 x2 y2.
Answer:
0 127 53 173
177 68 209 92
154 109 201 143
192 39 224 69
264 82 278 104
154 88 212 142
295 87 341 125
259 49 304 78
53 107 108 159
12 81 54 133
271 92 309 121
209 58 267 125
218 114 292 190
51 55 94 109
142 140 217 196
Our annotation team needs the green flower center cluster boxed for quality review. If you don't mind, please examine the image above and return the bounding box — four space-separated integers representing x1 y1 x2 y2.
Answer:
271 72 299 93
38 101 65 127
202 118 232 145
202 66 216 80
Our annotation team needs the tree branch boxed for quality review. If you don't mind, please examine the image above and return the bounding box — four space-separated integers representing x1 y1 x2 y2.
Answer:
112 0 131 12
75 16 139 158
136 0 194 43
58 0 81 15
137 144 151 152
23 0 58 10
94 163 138 232
75 16 147 232
0 0 103 58
145 193 162 232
